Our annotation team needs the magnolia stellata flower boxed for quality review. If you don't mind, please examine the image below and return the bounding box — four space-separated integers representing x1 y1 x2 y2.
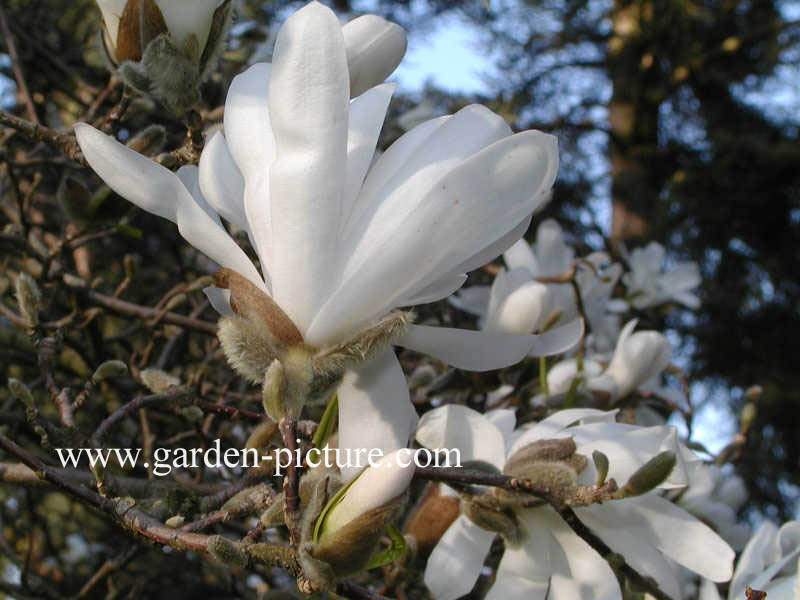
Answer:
452 220 624 351
75 2 582 482
96 0 234 115
416 406 734 600
623 241 702 309
720 520 800 600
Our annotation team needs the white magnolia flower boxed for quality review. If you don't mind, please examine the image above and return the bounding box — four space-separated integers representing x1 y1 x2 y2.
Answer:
96 0 224 59
416 406 734 600
75 2 581 481
540 319 679 406
623 242 701 310
452 221 623 352
504 218 577 319
678 464 750 551
726 520 800 600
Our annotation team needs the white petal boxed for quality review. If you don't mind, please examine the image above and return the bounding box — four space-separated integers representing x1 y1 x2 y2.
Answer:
95 0 127 46
224 62 276 278
322 448 414 536
415 405 507 470
547 510 621 600
397 319 582 372
486 408 517 438
628 494 735 582
342 83 395 233
425 515 495 600
485 268 552 334
155 0 221 50
399 274 467 307
453 213 534 276
575 503 682 599
730 521 780 600
699 579 723 600
449 285 491 317
342 14 407 98
268 2 349 331
346 115 450 230
198 131 247 232
504 238 538 275
74 124 264 290
508 408 617 457
203 286 233 316
336 351 415 482
484 573 548 600
310 130 559 344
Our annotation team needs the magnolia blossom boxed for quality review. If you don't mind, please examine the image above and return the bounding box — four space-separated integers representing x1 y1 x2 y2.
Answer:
75 2 581 481
416 406 734 600
542 319 678 405
623 242 701 309
452 220 624 351
96 0 224 61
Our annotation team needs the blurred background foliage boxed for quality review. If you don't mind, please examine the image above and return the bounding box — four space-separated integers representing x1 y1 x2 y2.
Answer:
1 0 799 597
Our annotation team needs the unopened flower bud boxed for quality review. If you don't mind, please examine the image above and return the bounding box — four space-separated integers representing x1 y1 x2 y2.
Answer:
604 320 671 400
592 450 610 485
125 124 167 155
313 450 413 575
180 405 204 423
15 272 41 328
8 378 36 409
615 450 676 498
462 496 520 542
139 368 180 393
206 534 248 568
403 482 460 555
97 0 235 116
740 403 757 433
93 360 129 382
165 515 185 528
485 268 552 335
342 14 406 98
744 385 763 403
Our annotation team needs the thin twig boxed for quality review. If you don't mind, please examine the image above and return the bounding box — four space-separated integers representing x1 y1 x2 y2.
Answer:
0 5 38 123
0 110 86 165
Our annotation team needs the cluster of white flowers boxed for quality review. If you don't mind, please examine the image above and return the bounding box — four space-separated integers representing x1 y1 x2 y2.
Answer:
76 2 780 598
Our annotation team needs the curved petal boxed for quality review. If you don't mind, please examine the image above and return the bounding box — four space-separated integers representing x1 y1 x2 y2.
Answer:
155 0 221 49
343 83 395 231
490 509 557 588
416 405 507 470
74 124 265 290
198 131 247 232
507 408 618 456
546 509 622 600
342 104 513 252
309 131 559 344
336 350 415 482
346 114 450 231
575 503 682 599
397 318 582 373
628 494 735 582
504 238 538 275
730 522 780 600
485 573 548 600
449 285 491 317
203 286 233 316
224 62 276 278
399 273 467 307
425 515 495 600
268 1 350 331
343 14 406 98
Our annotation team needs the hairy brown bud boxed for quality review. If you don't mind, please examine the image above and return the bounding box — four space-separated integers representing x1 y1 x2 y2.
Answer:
139 368 180 393
403 482 460 555
92 360 129 381
213 269 302 345
207 535 248 568
15 272 41 328
461 496 520 542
